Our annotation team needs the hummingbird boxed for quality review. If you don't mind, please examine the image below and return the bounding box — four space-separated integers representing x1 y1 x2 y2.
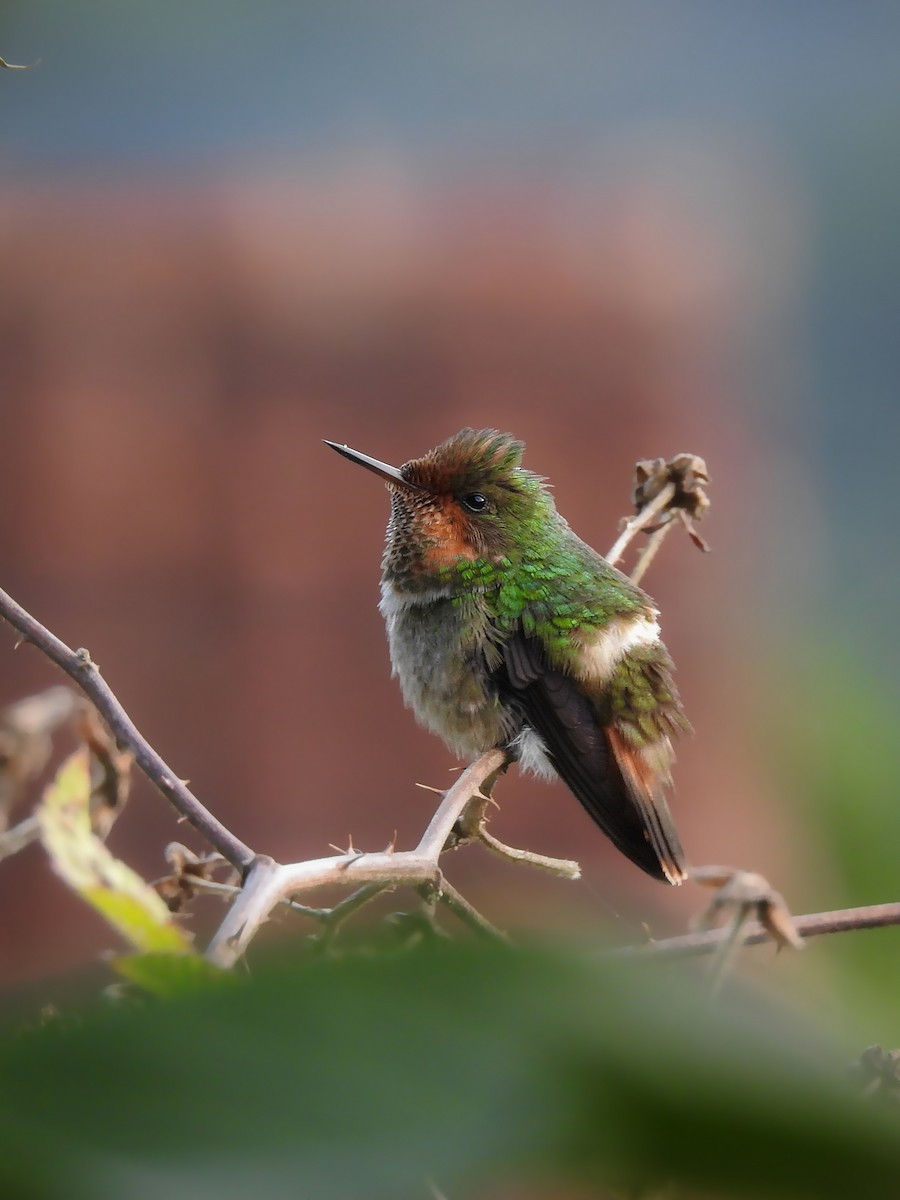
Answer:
325 429 689 883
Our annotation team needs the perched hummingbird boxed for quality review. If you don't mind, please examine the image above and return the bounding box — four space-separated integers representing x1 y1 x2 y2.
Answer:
325 429 689 883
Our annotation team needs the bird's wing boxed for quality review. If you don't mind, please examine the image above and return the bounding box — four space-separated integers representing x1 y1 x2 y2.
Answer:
496 629 687 884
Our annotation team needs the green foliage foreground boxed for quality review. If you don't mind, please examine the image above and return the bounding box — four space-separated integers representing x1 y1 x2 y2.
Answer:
0 943 897 1200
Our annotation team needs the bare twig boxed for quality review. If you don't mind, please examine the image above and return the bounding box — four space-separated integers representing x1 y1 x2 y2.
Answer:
0 813 40 861
474 824 581 879
0 586 254 871
706 908 754 999
163 871 341 921
609 902 900 961
606 482 677 567
316 883 390 949
433 878 510 943
205 750 508 968
447 770 581 879
629 524 672 587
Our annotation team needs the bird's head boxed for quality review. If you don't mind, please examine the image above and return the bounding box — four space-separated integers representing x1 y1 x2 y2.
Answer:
325 428 551 590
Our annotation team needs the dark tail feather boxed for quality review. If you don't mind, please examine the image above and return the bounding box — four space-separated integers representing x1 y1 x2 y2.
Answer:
605 727 686 884
497 630 687 883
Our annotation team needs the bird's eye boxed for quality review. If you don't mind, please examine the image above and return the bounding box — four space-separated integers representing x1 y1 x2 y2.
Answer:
460 492 489 513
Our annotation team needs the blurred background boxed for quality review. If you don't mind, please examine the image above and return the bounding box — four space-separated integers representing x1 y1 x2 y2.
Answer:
1 2 899 1037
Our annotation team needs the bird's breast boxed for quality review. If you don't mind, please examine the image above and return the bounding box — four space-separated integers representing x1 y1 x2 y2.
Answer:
378 582 515 758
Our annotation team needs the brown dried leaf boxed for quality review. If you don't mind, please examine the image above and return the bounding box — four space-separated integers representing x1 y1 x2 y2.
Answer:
153 842 229 913
0 686 77 828
75 701 134 839
757 890 805 951
633 452 711 533
689 864 738 889
678 509 711 553
691 867 804 951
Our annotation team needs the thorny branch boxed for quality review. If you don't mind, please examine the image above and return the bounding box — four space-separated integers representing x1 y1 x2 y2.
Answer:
204 749 509 968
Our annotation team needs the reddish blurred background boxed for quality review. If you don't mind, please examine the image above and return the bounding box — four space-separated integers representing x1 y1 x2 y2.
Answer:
0 163 816 985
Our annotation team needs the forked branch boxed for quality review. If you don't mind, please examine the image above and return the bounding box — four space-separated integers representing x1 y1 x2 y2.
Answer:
204 749 509 968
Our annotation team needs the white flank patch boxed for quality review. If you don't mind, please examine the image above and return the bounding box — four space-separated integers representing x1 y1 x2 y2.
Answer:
378 581 452 618
577 610 660 683
509 727 555 779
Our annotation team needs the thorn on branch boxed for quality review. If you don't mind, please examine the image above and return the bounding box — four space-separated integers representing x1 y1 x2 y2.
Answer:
329 835 367 865
414 781 446 797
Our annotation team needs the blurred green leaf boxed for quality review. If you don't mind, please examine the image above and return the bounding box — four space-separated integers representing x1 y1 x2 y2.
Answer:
0 943 897 1199
781 652 900 901
37 750 193 957
777 651 900 1025
111 952 229 998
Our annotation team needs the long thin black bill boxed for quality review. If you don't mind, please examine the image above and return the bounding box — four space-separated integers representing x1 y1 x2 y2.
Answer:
323 440 423 490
